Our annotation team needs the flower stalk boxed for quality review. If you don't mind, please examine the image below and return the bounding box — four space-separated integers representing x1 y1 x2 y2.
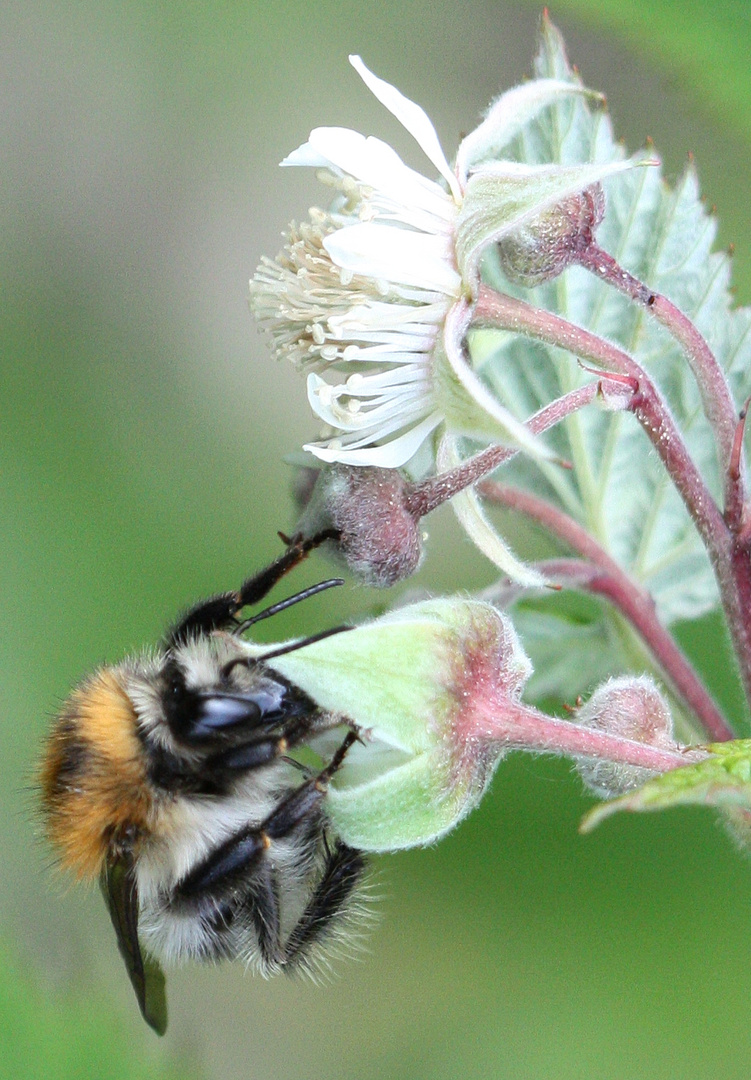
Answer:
474 284 751 717
576 242 740 481
466 694 706 772
479 475 733 742
403 383 600 518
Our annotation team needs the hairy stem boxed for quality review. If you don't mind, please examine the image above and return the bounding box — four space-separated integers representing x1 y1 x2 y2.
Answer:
479 481 734 741
405 383 600 519
474 285 751 715
475 286 725 553
469 694 706 770
577 244 739 478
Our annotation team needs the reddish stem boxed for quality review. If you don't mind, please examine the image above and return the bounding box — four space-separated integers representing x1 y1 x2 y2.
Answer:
475 286 726 557
479 481 734 742
469 695 706 771
474 285 751 715
404 383 600 519
578 244 742 511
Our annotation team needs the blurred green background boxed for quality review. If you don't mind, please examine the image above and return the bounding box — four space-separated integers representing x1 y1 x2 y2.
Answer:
3 1 751 1077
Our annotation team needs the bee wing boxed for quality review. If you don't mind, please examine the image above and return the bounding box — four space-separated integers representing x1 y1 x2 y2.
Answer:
100 853 168 1036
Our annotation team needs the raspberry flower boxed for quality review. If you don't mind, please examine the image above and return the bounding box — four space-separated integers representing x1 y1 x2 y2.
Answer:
251 56 633 469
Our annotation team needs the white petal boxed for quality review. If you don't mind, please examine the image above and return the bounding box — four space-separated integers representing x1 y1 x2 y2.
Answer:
305 412 442 467
280 142 332 168
349 55 461 202
324 223 461 295
344 367 430 392
328 300 447 332
306 128 455 226
306 373 428 431
304 126 370 175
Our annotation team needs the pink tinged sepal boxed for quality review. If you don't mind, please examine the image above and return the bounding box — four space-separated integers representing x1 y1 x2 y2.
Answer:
437 433 548 588
262 598 532 851
433 299 556 463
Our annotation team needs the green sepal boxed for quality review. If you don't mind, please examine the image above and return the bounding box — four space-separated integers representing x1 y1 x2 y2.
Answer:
456 157 647 285
263 597 530 851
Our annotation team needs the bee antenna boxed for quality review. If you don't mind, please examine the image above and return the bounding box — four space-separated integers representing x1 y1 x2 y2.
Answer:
259 624 352 661
222 624 352 679
233 579 345 635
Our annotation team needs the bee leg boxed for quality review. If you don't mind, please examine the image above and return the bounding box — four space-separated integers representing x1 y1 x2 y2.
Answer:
173 732 359 949
280 839 366 967
234 530 340 611
205 713 320 776
246 866 284 969
167 530 339 645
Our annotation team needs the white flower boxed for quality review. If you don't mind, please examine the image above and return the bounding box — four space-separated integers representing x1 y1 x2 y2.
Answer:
251 56 463 469
251 56 637 469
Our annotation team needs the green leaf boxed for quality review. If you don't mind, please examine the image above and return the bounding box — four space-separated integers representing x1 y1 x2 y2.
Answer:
580 740 751 832
471 19 751 681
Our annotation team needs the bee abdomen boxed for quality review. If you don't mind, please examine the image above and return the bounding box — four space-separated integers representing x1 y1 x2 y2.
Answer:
40 668 156 879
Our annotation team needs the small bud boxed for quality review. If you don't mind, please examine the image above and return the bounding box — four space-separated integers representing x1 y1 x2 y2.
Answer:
496 184 605 287
295 464 424 587
262 597 532 850
573 676 675 797
721 807 751 856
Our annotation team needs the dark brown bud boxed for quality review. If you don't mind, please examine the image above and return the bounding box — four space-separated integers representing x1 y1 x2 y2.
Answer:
295 465 424 587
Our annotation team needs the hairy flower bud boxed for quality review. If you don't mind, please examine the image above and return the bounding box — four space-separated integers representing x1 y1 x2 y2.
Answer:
574 676 675 797
496 183 605 287
296 464 424 587
261 597 532 850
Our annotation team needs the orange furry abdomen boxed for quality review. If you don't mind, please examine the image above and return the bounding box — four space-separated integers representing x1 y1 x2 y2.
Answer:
40 668 155 879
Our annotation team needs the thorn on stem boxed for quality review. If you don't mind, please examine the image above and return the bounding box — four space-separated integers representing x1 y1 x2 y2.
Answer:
578 359 639 392
728 396 750 484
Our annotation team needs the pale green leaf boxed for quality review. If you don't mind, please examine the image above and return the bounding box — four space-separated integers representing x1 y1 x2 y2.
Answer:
580 740 751 832
470 19 751 684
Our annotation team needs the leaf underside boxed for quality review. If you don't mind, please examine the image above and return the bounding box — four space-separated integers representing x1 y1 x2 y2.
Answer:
472 20 751 699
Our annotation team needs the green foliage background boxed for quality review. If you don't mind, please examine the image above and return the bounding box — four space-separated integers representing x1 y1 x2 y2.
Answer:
2 1 750 1077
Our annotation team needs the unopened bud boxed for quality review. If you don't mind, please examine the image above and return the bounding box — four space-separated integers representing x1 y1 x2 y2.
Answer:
262 597 532 850
497 183 605 287
721 807 751 855
295 464 423 587
574 676 675 797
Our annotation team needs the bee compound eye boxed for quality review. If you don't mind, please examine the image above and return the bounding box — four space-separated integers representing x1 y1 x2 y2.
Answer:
162 658 186 699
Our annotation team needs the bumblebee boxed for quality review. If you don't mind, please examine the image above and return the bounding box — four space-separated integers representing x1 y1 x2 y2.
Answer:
40 533 367 1035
